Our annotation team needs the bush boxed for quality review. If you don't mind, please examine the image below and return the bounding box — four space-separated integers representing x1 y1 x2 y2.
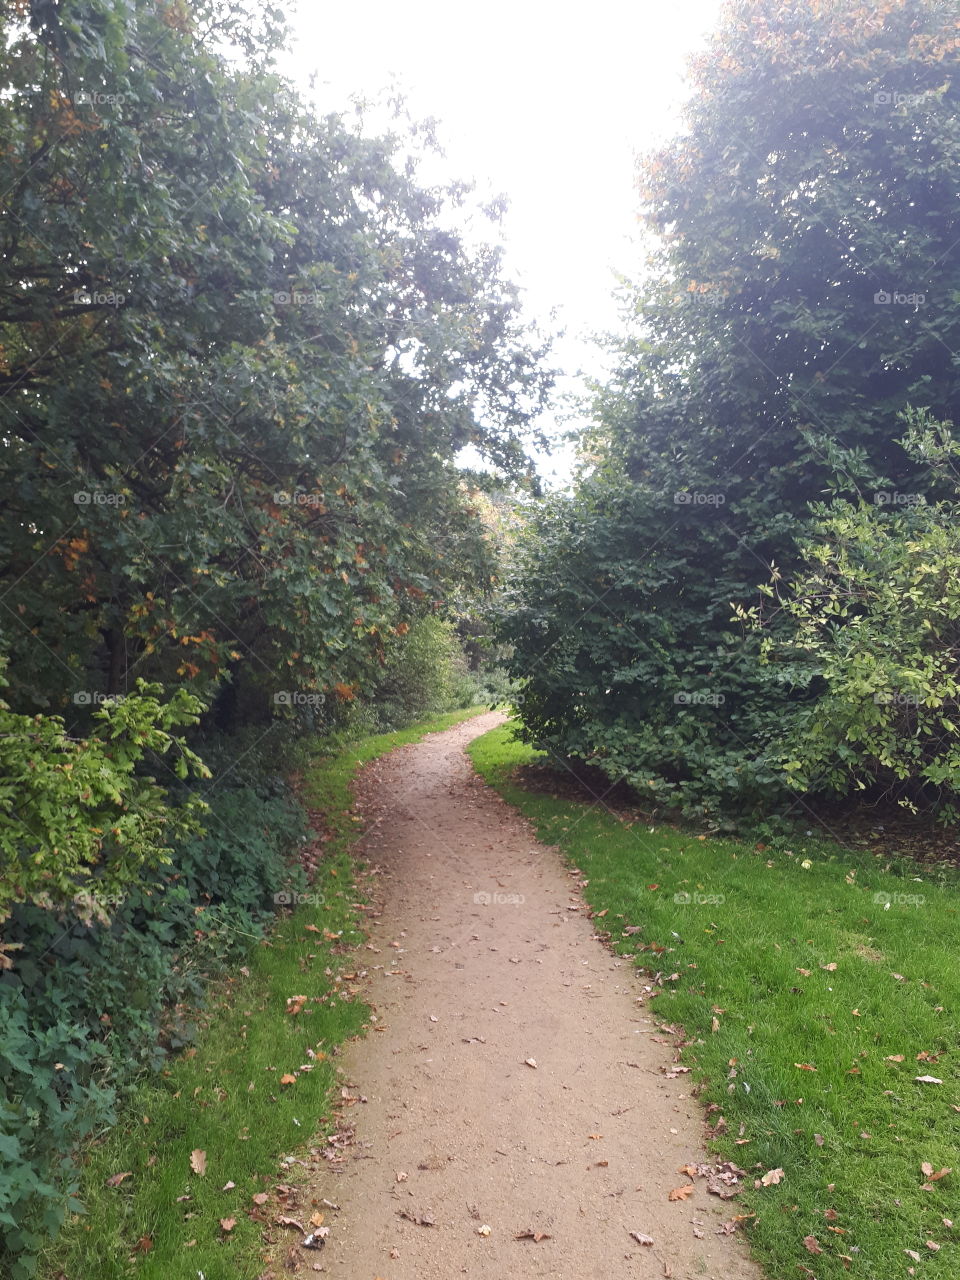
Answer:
0 758 308 1277
751 415 960 820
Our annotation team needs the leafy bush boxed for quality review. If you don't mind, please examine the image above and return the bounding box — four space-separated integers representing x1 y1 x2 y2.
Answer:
751 416 960 820
0 676 208 932
0 764 308 1277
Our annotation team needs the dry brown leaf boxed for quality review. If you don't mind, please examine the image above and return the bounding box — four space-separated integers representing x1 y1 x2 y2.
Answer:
915 1075 944 1084
668 1185 695 1201
678 1163 699 1178
803 1235 823 1255
629 1231 655 1246
219 1218 236 1233
133 1235 153 1253
761 1168 785 1186
190 1150 206 1177
279 1074 297 1086
285 995 308 1016
105 1172 132 1187
795 1063 817 1072
515 1229 552 1242
252 1192 270 1205
885 1055 905 1063
821 963 837 971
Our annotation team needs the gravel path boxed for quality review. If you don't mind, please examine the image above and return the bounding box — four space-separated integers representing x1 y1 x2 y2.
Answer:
293 711 764 1280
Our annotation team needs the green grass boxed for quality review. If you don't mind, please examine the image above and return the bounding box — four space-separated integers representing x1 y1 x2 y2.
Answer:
40 706 485 1280
469 724 960 1280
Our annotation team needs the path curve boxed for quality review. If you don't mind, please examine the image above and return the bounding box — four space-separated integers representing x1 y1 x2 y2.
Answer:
304 712 764 1279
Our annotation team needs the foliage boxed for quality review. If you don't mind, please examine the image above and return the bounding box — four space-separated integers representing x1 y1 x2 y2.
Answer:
747 413 960 819
502 0 960 818
0 671 208 929
0 0 551 729
0 773 307 1277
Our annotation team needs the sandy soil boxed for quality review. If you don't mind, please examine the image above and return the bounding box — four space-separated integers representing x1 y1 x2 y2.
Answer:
282 712 765 1280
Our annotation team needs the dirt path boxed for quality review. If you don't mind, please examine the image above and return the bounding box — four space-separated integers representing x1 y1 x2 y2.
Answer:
299 712 764 1279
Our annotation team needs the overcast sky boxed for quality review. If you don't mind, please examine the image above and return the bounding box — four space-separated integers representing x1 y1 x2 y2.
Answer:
281 0 726 483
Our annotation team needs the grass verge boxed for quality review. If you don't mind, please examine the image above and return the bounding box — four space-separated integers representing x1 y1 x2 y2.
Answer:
40 706 485 1280
468 723 960 1280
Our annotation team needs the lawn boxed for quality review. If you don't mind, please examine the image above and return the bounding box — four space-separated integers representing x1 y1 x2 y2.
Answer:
468 723 960 1280
40 707 485 1280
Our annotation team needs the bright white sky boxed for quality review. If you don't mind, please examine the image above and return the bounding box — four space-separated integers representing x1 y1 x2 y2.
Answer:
282 0 725 483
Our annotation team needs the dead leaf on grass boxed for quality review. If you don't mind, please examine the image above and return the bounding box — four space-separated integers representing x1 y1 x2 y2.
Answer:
190 1149 206 1176
803 1235 823 1255
761 1168 785 1186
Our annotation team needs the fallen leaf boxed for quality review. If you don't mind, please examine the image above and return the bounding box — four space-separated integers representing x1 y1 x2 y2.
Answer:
280 1074 297 1086
821 962 837 971
668 1185 695 1201
190 1150 206 1177
678 1164 699 1178
916 1075 944 1085
222 1181 236 1191
814 1135 824 1147
285 995 308 1016
803 1235 823 1255
105 1172 132 1187
761 1168 785 1186
515 1229 552 1242
133 1235 153 1254
795 1064 817 1072
252 1192 270 1205
629 1231 655 1246
220 1218 236 1233
885 1055 905 1063
927 1241 941 1251
905 1249 922 1261
396 1208 435 1227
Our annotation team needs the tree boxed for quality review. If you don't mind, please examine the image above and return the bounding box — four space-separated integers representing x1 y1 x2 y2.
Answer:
0 0 551 735
500 0 960 816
